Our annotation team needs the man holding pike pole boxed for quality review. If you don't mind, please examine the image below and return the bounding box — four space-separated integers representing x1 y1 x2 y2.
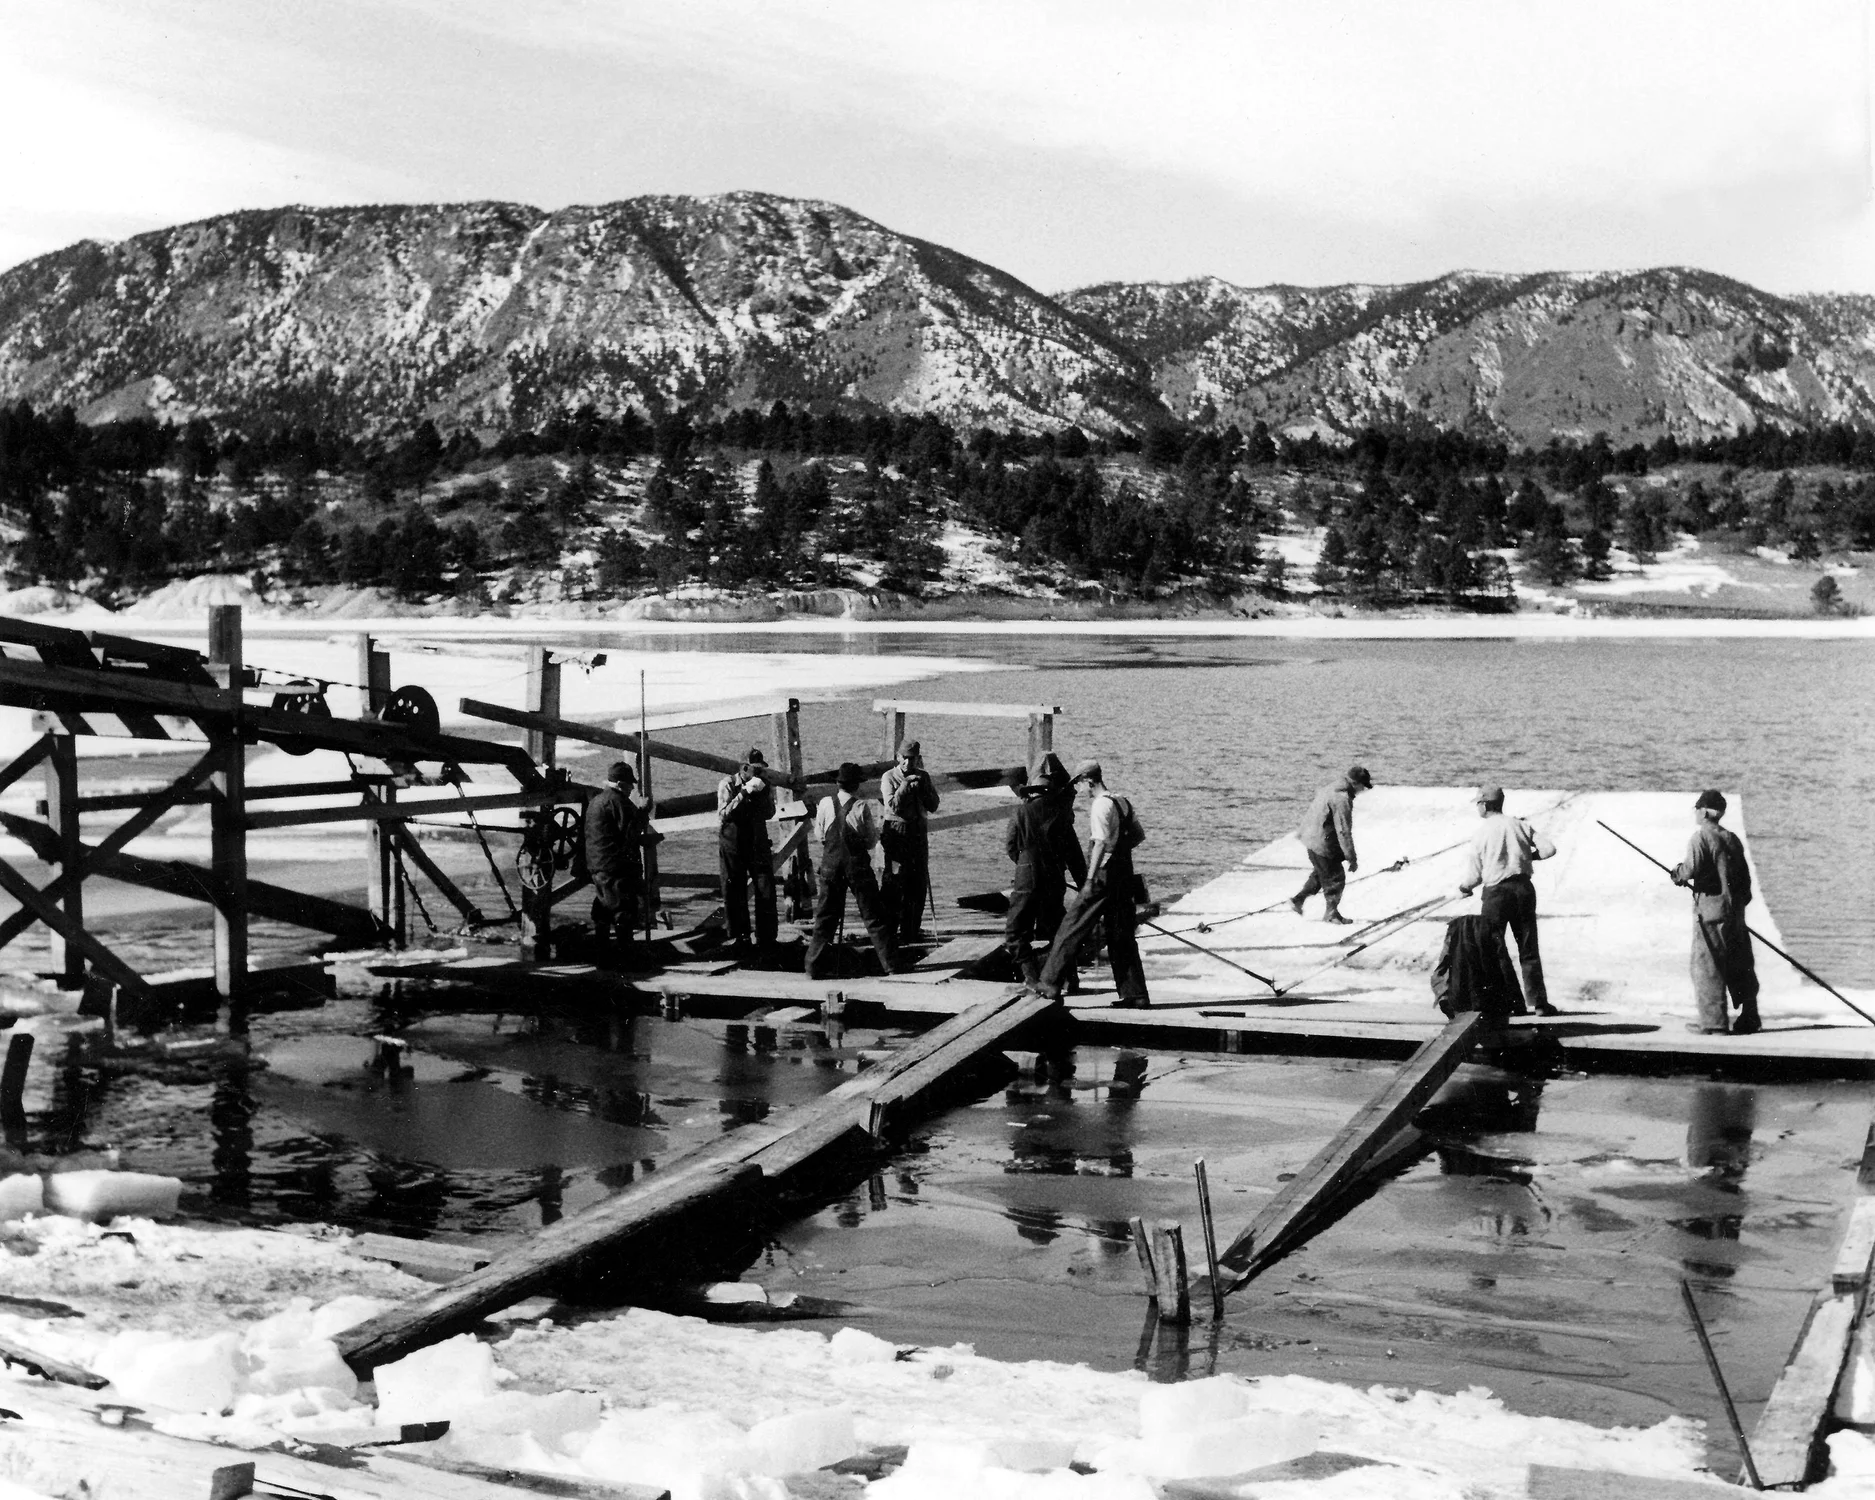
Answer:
1290 766 1372 924
1670 790 1762 1036
1457 785 1559 1017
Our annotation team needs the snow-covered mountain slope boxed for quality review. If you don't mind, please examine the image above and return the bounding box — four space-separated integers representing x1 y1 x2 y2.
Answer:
0 194 1161 437
4 191 1873 445
1062 268 1875 443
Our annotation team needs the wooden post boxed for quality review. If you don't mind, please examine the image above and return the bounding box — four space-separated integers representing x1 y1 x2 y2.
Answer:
1150 1222 1192 1325
523 647 561 766
1027 712 1054 775
773 698 813 918
41 733 82 989
883 708 906 761
358 634 394 941
207 606 248 1032
522 647 562 962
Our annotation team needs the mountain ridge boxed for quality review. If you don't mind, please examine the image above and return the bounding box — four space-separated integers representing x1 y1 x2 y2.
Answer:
1 192 1872 444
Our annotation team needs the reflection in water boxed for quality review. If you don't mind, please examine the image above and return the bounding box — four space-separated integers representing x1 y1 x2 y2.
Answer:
209 1057 255 1213
1686 1085 1757 1189
1675 1085 1759 1266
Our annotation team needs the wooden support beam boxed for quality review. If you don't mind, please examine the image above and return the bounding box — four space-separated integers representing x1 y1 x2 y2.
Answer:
462 698 751 780
883 707 906 760
208 606 248 1028
340 984 1057 1372
1214 1011 1485 1293
0 616 99 670
41 734 81 988
1150 1221 1192 1325
0 747 221 955
247 790 575 830
389 825 485 926
0 853 154 1005
772 699 812 913
523 646 560 767
0 810 383 944
1027 711 1054 775
338 1162 762 1372
871 699 1064 720
924 801 1019 835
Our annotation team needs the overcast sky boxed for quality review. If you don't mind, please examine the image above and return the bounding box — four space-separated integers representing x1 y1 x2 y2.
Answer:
4 0 1871 294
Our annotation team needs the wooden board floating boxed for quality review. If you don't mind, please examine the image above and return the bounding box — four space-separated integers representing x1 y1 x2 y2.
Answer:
339 985 1058 1372
1212 1012 1486 1294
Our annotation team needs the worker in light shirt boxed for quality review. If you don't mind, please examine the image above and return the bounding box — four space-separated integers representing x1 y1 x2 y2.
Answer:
804 761 897 978
1457 785 1558 1016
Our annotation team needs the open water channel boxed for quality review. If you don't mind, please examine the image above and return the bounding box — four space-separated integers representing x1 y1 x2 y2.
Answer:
14 631 1875 1461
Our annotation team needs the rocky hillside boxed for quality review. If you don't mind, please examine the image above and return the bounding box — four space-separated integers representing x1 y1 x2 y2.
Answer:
0 194 1159 438
2 191 1873 445
1063 269 1875 444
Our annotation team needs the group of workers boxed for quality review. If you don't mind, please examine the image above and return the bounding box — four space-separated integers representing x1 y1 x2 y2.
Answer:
1293 768 1760 1035
584 739 1764 1036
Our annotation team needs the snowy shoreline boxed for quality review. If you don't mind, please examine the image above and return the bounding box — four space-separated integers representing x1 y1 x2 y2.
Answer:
10 1210 1854 1500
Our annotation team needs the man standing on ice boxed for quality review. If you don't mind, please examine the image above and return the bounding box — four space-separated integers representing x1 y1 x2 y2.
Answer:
1290 766 1372 924
805 762 897 977
1457 785 1559 1016
1671 789 1762 1036
716 747 778 955
1032 760 1149 1008
879 739 941 947
586 760 654 960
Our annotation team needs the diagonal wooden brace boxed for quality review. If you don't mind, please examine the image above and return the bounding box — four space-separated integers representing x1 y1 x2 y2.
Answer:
387 823 486 926
0 746 221 954
0 853 153 1002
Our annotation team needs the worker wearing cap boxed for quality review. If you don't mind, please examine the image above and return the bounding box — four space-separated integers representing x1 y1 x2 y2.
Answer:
1670 790 1761 1035
1457 786 1558 1017
880 739 941 947
716 747 778 954
805 762 897 977
1034 760 1150 1007
1290 766 1373 924
586 760 656 958
1003 752 1086 985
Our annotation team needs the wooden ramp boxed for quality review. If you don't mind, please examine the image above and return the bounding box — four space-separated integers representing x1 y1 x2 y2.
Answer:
337 983 1058 1373
1745 1123 1875 1488
1208 1012 1487 1296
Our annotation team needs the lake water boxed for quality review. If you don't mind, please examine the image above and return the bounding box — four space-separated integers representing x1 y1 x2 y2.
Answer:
627 631 1875 985
19 629 1875 1467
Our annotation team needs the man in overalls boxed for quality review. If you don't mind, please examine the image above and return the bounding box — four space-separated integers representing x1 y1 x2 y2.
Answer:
1003 752 1085 985
1033 760 1150 1007
716 747 777 953
804 762 897 978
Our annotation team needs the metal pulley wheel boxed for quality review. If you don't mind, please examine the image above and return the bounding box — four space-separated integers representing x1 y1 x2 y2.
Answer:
517 837 553 892
271 687 332 755
546 806 582 867
380 684 441 738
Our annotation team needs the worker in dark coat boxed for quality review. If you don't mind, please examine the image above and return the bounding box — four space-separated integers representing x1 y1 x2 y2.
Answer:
1002 753 1086 984
1034 760 1149 1007
804 762 897 978
585 760 654 955
716 747 778 953
880 739 941 946
1290 766 1372 924
1671 789 1761 1035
